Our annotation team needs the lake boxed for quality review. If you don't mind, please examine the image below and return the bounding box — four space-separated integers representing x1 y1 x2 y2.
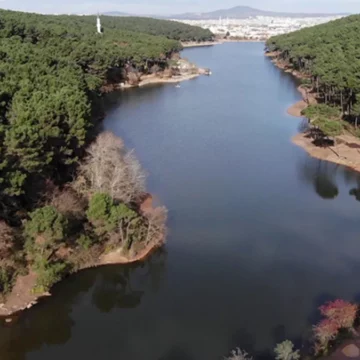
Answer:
1 42 360 360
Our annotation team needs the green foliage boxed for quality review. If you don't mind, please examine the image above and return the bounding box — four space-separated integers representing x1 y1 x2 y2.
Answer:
87 193 138 236
302 105 344 136
302 104 340 120
0 9 208 197
108 203 137 228
313 118 344 137
86 193 113 224
34 260 69 293
76 234 95 250
267 15 360 129
25 206 68 245
101 16 213 42
0 265 15 295
274 341 300 360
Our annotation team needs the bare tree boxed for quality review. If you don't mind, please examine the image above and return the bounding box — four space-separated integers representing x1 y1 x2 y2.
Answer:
143 206 168 247
76 132 146 203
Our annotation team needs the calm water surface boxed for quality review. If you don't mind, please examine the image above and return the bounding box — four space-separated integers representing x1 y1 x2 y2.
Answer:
2 43 360 360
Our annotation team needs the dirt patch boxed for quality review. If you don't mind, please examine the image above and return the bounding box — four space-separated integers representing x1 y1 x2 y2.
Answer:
288 100 308 117
0 271 50 318
292 133 360 173
287 86 318 117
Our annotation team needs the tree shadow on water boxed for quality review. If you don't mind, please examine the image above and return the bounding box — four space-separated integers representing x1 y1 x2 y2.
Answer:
158 345 194 360
0 250 167 360
91 249 167 312
298 159 339 200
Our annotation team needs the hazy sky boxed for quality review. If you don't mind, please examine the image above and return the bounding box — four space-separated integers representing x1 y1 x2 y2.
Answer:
0 0 359 15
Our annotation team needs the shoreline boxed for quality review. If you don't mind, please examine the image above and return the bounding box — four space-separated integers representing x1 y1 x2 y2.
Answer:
0 54 209 319
267 53 360 174
0 195 163 319
0 242 159 318
181 39 264 48
120 72 201 89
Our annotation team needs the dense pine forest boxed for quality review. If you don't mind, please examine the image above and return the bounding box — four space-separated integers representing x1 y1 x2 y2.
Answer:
0 9 213 306
266 15 360 137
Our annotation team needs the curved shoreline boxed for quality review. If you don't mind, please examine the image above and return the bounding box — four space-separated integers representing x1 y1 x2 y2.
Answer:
0 54 209 320
0 243 161 319
266 54 360 174
120 72 201 89
0 197 164 319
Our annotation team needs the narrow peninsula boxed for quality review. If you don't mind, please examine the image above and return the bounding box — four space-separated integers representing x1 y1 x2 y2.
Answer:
0 9 213 317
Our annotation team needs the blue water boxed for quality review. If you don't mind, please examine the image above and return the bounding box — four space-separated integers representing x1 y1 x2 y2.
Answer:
1 42 360 360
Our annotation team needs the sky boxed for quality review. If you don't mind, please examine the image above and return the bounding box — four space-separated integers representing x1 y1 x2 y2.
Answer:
0 0 360 15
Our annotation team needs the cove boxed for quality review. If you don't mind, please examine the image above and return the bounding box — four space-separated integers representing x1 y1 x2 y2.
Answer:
1 42 360 360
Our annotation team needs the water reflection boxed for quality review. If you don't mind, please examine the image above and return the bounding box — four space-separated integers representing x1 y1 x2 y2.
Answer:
92 249 166 312
0 250 166 360
299 159 339 199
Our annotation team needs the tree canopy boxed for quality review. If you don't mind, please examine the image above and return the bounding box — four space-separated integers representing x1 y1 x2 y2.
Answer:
266 15 360 134
0 9 211 208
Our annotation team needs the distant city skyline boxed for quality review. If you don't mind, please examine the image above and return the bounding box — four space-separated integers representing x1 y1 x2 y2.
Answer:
0 0 359 15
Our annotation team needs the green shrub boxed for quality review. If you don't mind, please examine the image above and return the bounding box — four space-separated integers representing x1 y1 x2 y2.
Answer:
86 193 113 224
0 265 16 295
25 206 68 244
108 203 137 228
76 234 95 250
312 117 344 136
302 104 344 137
302 104 340 120
87 193 139 236
34 261 69 293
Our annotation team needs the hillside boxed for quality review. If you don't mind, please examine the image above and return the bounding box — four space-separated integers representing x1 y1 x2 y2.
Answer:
169 6 347 20
266 15 360 138
99 16 213 41
0 9 211 308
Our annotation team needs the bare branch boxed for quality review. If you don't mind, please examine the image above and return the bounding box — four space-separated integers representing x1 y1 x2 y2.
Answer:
76 132 146 203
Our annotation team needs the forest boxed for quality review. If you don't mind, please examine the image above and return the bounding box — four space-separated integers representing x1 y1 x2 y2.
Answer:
94 16 214 42
266 15 360 138
0 9 211 307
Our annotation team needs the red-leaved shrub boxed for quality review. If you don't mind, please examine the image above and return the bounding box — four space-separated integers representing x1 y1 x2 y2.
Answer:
319 299 357 329
313 300 358 354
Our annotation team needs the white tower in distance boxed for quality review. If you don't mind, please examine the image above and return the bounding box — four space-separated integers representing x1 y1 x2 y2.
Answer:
96 14 102 34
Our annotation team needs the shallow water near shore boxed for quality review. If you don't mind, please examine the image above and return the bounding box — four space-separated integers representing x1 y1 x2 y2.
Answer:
2 42 360 360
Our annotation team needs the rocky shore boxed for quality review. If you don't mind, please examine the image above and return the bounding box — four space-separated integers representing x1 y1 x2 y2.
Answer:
266 51 360 174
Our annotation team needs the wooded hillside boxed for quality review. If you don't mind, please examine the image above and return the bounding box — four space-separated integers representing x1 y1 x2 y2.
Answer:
98 16 214 41
0 10 207 304
0 9 210 213
266 15 360 135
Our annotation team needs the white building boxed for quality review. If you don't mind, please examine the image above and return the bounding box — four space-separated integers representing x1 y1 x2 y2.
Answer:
97 14 102 34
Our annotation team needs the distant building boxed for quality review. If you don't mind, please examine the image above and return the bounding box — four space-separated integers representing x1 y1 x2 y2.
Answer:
97 14 102 34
